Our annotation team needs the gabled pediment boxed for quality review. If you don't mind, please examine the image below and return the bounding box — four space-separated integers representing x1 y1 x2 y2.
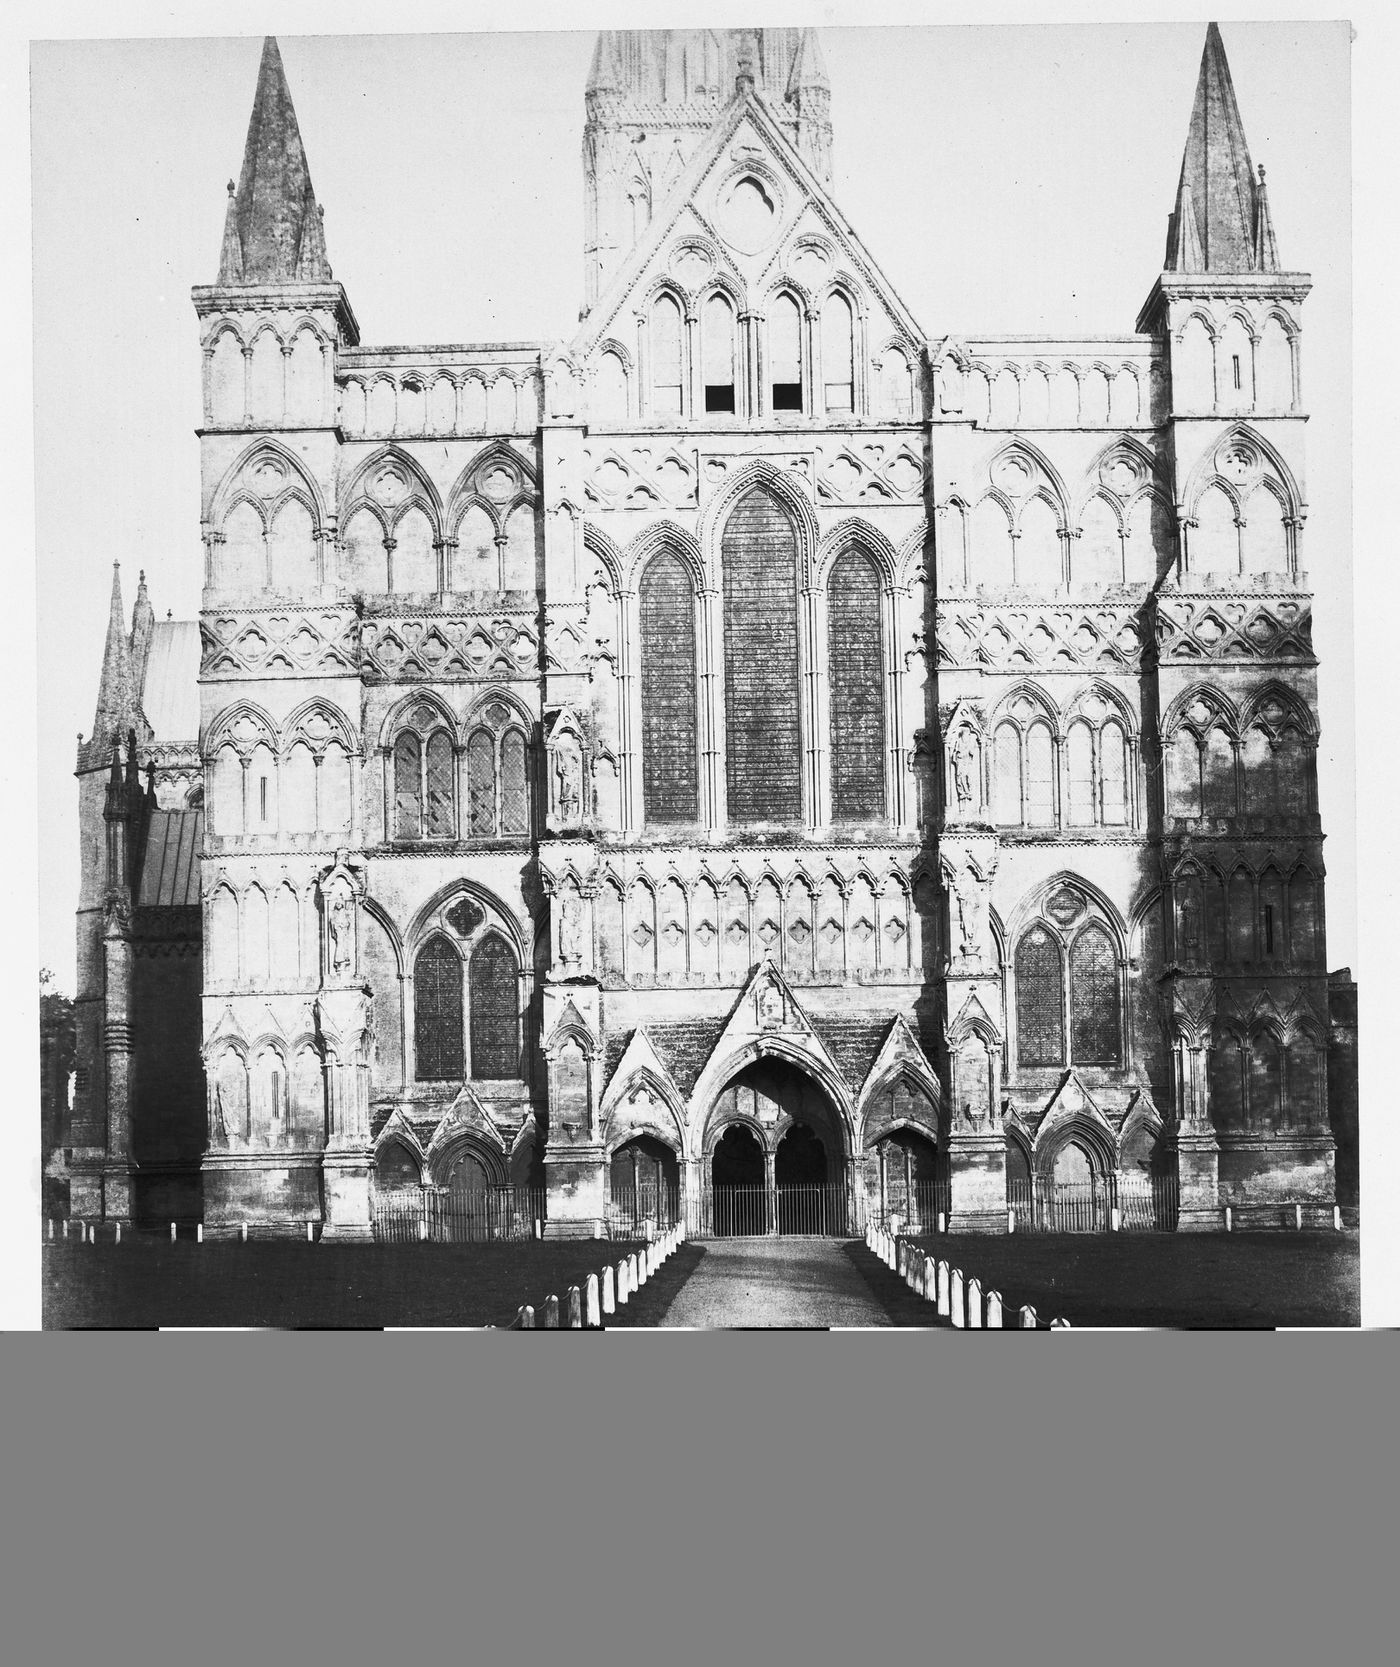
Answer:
687 959 849 1116
427 1086 506 1157
1033 1070 1114 1133
574 90 923 362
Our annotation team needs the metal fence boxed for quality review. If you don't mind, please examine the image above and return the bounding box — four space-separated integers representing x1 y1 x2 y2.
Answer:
694 1182 851 1238
372 1185 546 1244
871 1181 952 1235
605 1182 681 1239
1007 1173 1179 1233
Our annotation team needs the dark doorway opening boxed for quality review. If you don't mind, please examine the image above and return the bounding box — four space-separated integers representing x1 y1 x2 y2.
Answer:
609 1134 680 1235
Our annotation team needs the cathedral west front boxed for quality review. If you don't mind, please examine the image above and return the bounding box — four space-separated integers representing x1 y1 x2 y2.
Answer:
67 26 1342 1240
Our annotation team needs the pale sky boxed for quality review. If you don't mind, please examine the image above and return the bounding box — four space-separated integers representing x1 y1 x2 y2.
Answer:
30 17 1353 990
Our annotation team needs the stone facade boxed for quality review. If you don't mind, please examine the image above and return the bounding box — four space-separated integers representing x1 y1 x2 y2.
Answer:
70 26 1340 1235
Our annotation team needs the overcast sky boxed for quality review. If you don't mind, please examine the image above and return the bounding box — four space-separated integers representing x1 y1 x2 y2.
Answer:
30 18 1352 989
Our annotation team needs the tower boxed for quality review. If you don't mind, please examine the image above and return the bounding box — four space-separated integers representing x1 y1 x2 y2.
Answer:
583 27 831 309
1137 24 1333 1225
192 38 371 1237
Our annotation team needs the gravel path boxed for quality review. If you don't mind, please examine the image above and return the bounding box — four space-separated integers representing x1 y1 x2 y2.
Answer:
657 1237 891 1329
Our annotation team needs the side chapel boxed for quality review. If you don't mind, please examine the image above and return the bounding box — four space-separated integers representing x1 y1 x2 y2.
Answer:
68 25 1341 1235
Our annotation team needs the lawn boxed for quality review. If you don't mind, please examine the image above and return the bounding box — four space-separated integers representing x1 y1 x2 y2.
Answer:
43 1236 650 1330
897 1230 1361 1329
603 1243 707 1328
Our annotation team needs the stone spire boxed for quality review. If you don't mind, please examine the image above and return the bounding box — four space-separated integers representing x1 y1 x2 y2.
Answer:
1165 23 1280 273
129 569 155 697
85 564 136 768
218 36 331 284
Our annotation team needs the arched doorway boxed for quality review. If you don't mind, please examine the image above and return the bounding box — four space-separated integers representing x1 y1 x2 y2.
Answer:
873 1127 944 1232
609 1134 681 1235
438 1142 506 1241
703 1058 849 1236
1041 1136 1110 1232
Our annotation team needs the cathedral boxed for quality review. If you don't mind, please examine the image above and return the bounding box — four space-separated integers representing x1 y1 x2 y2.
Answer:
67 25 1341 1239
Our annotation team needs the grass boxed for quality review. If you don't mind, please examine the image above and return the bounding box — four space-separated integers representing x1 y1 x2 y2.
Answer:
902 1230 1360 1329
43 1236 650 1330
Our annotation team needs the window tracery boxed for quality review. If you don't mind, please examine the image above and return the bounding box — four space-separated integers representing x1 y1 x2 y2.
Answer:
1012 888 1124 1070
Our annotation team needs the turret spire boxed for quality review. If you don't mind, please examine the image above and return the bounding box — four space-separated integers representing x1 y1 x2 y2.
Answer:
1165 23 1280 273
89 563 135 759
218 37 331 284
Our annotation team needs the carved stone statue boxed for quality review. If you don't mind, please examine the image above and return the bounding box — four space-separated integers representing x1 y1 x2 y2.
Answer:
954 878 987 961
554 750 582 824
320 849 359 983
952 731 978 813
559 896 584 963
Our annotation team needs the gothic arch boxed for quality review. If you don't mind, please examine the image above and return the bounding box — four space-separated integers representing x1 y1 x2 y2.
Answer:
445 440 539 522
1182 422 1305 520
600 1068 689 1160
814 517 899 589
582 521 623 594
622 518 705 590
1003 870 1129 958
204 700 280 755
1161 683 1243 740
1065 678 1139 735
340 445 443 537
1240 680 1318 739
461 685 535 736
282 698 358 755
427 1128 510 1188
694 1039 857 1160
977 437 1072 522
991 681 1063 739
700 457 821 587
896 520 931 587
404 877 530 966
375 687 459 752
207 437 328 527
360 895 405 976
1033 1107 1117 1179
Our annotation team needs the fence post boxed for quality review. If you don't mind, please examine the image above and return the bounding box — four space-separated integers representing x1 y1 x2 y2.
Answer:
240 1222 248 1243
1020 1304 1037 1329
1008 1206 1015 1234
114 1223 121 1245
544 1295 559 1329
535 1218 542 1240
62 1219 69 1240
1295 1203 1304 1230
307 1221 315 1243
520 1304 534 1329
986 1290 1003 1329
616 1261 630 1305
1334 1206 1343 1231
631 1251 644 1289
602 1265 616 1315
169 1221 177 1242
1110 1205 1121 1232
568 1286 583 1329
951 1268 965 1328
938 1211 947 1235
922 1255 935 1301
936 1261 950 1317
585 1273 601 1327
1050 1317 1072 1330
196 1224 204 1244
1224 1205 1232 1232
967 1276 983 1328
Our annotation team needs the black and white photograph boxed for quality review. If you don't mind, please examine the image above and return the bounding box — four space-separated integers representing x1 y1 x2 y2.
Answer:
25 11 1376 1334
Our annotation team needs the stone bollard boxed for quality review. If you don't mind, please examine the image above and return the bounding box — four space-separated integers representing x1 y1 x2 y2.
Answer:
1008 1206 1016 1234
967 1276 983 1328
535 1219 542 1240
950 1268 965 1328
908 1249 920 1292
986 1290 1004 1329
1020 1305 1037 1329
923 1256 936 1302
602 1265 616 1315
937 1211 947 1235
520 1305 534 1329
1334 1206 1343 1232
617 1261 630 1305
1050 1317 1072 1330
1295 1203 1304 1230
632 1251 644 1289
937 1261 950 1318
171 1220 179 1241
308 1222 315 1243
114 1223 122 1245
544 1295 559 1329
568 1286 583 1329
240 1222 248 1242
585 1274 601 1328
46 1219 54 1242
1224 1206 1232 1232
62 1219 69 1240
1111 1206 1121 1232
196 1224 204 1243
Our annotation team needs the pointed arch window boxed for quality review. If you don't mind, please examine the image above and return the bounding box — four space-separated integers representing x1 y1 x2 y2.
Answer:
827 549 885 820
722 485 801 823
769 294 803 413
392 726 457 841
414 936 463 1082
463 724 531 839
651 293 684 416
394 732 422 839
469 936 519 1080
639 551 699 823
1069 925 1121 1065
1015 927 1064 1067
703 294 737 414
425 732 455 838
822 293 855 413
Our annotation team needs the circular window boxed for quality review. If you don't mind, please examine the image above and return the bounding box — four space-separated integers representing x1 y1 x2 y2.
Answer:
718 174 777 255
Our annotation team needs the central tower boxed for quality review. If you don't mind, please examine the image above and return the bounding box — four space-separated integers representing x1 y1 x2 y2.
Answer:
582 26 831 309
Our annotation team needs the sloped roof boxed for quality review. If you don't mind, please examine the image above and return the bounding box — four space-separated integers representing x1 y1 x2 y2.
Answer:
139 620 201 744
137 809 203 908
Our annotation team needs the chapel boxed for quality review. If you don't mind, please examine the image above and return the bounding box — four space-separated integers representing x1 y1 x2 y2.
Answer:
67 25 1341 1236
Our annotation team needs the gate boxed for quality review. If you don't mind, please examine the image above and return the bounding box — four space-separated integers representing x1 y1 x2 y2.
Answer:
372 1185 545 1243
695 1181 850 1238
605 1180 680 1239
872 1180 951 1235
1006 1174 1179 1233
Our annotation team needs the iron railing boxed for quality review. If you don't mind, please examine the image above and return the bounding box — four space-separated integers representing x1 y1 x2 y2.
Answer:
1007 1173 1179 1233
372 1185 546 1243
871 1181 951 1235
693 1182 851 1238
605 1182 681 1239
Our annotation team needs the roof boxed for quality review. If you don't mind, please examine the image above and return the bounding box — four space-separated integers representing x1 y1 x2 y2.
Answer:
138 809 203 908
139 619 201 744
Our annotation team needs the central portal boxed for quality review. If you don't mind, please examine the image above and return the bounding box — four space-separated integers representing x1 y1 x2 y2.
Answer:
702 1059 849 1236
